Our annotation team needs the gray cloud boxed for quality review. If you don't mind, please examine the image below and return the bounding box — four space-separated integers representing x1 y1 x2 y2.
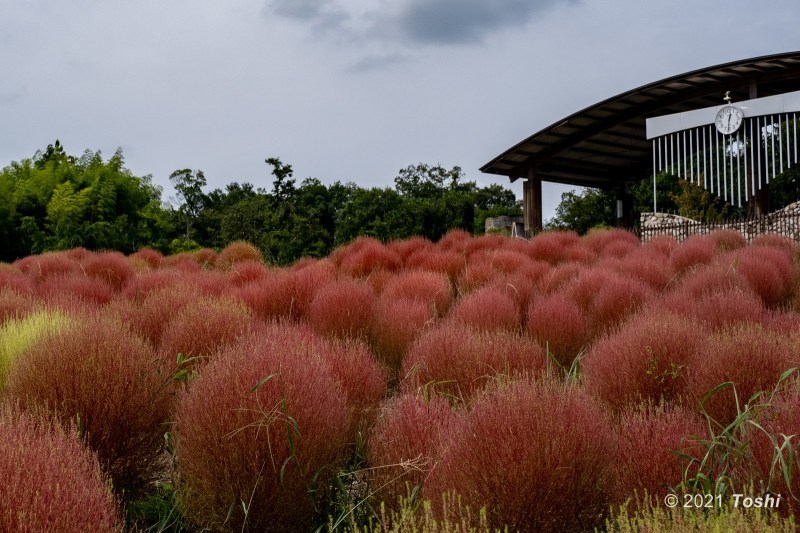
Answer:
266 0 349 33
346 53 411 74
395 0 577 44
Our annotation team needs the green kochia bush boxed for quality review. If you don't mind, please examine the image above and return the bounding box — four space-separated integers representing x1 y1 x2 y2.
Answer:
174 326 352 532
0 404 121 532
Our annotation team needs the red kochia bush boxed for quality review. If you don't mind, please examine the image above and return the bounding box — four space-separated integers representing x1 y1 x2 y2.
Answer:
582 310 704 411
128 283 200 347
749 389 800 515
612 403 707 508
227 259 270 286
159 295 253 368
405 249 464 280
686 324 799 424
424 380 615 532
15 251 80 283
401 322 547 402
129 247 164 269
526 230 580 263
0 405 121 532
369 394 466 506
216 240 262 270
4 316 172 498
371 297 435 372
525 293 587 368
35 274 114 306
82 251 135 292
309 279 376 339
728 246 795 308
0 288 37 324
338 238 402 278
381 270 452 316
670 235 716 273
175 329 350 531
449 285 520 332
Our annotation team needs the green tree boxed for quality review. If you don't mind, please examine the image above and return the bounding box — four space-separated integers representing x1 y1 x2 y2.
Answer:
169 168 207 241
546 188 616 234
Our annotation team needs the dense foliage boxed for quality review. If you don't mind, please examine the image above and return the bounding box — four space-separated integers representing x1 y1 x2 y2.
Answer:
0 142 521 263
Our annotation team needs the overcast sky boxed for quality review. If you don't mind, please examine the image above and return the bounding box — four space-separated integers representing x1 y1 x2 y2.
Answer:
1 0 798 222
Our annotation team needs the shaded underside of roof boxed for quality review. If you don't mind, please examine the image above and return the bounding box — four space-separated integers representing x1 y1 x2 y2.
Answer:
481 52 800 189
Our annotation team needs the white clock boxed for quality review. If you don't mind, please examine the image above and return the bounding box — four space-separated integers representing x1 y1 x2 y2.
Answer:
715 105 744 135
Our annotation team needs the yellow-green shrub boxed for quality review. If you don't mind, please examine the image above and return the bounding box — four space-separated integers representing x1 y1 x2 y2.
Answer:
0 310 71 389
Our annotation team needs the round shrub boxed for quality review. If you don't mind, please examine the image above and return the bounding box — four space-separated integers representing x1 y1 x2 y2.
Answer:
0 288 36 324
121 269 181 301
0 405 121 532
0 309 71 391
339 238 402 278
405 249 465 280
371 297 435 372
174 328 350 531
582 310 703 410
128 283 200 347
381 270 452 316
4 316 172 498
424 380 615 532
14 251 80 284
217 240 262 270
309 279 376 340
129 247 164 269
368 394 465 506
35 273 114 307
159 295 254 368
527 231 581 263
82 251 135 292
686 324 798 424
730 246 794 308
193 247 218 269
708 229 747 251
612 403 707 508
525 293 587 368
228 260 270 286
670 235 716 273
448 285 520 332
401 322 547 402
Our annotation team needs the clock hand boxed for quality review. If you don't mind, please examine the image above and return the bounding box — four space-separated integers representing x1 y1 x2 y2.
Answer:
727 113 731 129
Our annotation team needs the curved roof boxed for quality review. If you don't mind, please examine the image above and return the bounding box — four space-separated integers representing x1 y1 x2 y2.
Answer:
480 51 800 188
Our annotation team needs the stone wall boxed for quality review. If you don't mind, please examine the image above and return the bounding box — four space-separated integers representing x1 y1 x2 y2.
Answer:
640 201 800 242
485 216 524 234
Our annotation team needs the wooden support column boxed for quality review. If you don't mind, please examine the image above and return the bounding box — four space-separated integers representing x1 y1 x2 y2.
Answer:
523 169 543 235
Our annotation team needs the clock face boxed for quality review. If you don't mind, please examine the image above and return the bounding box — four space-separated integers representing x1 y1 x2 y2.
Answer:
715 105 744 135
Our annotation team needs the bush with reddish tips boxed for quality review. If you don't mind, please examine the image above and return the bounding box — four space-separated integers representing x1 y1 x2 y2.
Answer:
584 228 640 258
463 234 506 257
686 324 798 424
527 231 580 263
727 246 795 308
401 322 547 402
339 238 402 278
581 271 654 335
216 240 262 270
690 289 766 330
162 252 201 271
174 329 350 531
526 293 587 368
436 229 471 253
15 251 80 283
372 297 435 372
457 255 496 293
193 247 218 269
129 247 164 269
181 269 231 296
64 247 92 262
366 268 394 294
644 235 679 256
0 405 121 532
4 316 172 498
0 266 33 295
602 251 675 292
0 289 37 324
748 389 800 515
708 229 747 251
405 249 464 279
82 251 135 292
382 270 452 316
388 236 435 262
539 261 585 293
582 310 702 411
752 233 799 256
424 380 615 532
762 309 800 335
449 286 520 333
670 235 716 273
233 270 296 321
368 394 465 506
121 269 181 301
309 279 376 339
228 259 270 286
613 403 707 508
35 274 114 307
129 283 201 347
289 259 337 319
159 295 254 368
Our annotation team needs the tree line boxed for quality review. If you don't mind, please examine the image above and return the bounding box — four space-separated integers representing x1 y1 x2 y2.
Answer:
0 141 521 263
